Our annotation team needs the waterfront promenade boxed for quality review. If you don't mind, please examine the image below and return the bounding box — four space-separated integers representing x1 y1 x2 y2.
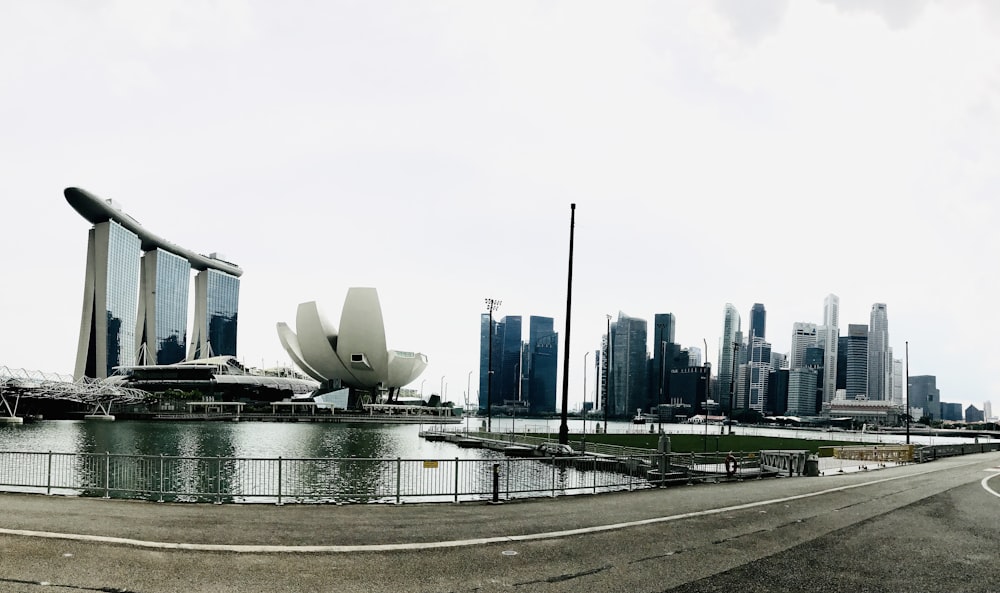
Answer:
1 450 998 592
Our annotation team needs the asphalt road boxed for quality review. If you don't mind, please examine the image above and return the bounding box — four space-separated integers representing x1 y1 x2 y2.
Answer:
0 452 998 592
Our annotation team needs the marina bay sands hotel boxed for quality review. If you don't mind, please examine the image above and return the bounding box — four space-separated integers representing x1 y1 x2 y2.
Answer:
65 187 243 379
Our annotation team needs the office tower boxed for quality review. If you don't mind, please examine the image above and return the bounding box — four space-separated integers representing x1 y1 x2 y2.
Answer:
985 401 994 421
492 316 522 405
651 313 675 406
845 324 868 399
909 375 940 420
527 316 558 413
136 249 191 365
478 314 494 410
891 358 903 406
804 345 824 413
787 368 819 416
667 366 711 412
821 294 840 404
75 221 142 379
611 312 648 417
718 304 741 414
868 303 890 400
600 333 610 413
771 351 788 370
749 303 766 340
767 369 789 416
68 187 244 379
789 323 818 369
746 337 771 413
940 403 963 421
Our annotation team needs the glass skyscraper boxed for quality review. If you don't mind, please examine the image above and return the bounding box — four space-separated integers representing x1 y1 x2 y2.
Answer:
527 316 557 414
190 269 241 359
137 249 191 365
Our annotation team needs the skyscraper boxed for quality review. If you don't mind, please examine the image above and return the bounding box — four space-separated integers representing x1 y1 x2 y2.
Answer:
610 312 648 417
136 249 191 365
67 187 243 379
749 303 766 341
746 336 771 413
718 304 741 414
789 323 818 369
496 316 522 404
821 294 840 404
527 316 558 414
868 303 890 401
845 324 868 399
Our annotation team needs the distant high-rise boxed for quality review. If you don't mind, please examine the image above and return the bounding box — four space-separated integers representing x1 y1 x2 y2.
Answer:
789 323 818 369
868 303 890 401
845 324 868 399
496 316 523 404
687 346 703 367
67 187 242 379
527 316 558 413
909 375 941 420
965 405 984 423
746 337 771 413
718 304 741 414
821 294 840 404
478 314 494 410
891 357 903 406
985 401 994 422
787 368 819 417
749 303 766 341
610 312 648 417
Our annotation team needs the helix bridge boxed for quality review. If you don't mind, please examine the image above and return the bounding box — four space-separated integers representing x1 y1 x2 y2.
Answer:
0 366 151 422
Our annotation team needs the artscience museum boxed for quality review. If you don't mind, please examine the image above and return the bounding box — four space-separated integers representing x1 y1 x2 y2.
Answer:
277 288 428 404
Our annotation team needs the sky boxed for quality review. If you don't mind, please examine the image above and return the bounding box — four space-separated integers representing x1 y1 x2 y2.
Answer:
2 1 999 416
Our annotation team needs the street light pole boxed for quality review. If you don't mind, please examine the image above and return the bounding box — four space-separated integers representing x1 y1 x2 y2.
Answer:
558 203 576 446
485 298 501 433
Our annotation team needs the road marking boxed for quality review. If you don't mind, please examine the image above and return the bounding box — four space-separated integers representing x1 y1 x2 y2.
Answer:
981 470 1000 499
0 463 979 554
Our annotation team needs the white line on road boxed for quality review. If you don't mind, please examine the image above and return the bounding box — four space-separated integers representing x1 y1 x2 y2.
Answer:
0 462 981 554
981 470 1000 499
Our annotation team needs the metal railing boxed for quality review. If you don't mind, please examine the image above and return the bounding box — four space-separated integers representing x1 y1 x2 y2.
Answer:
0 450 721 505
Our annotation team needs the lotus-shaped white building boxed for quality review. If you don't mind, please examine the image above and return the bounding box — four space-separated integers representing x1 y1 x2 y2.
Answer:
276 288 428 393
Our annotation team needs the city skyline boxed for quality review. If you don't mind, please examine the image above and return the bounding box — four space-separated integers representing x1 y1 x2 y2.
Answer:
3 2 1000 417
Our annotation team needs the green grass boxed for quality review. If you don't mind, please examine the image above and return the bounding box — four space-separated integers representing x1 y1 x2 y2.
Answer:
563 432 863 454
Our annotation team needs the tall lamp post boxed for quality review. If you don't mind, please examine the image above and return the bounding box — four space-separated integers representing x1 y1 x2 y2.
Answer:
558 203 576 446
485 298 501 433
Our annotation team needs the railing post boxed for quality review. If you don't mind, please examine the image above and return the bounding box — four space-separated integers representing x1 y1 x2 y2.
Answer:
628 455 633 491
104 451 110 499
276 456 283 506
453 457 459 503
551 455 556 498
491 463 500 503
158 454 164 503
46 451 52 495
215 457 222 504
395 457 402 505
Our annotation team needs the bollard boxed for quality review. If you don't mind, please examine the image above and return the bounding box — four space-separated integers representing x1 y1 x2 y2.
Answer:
491 463 500 504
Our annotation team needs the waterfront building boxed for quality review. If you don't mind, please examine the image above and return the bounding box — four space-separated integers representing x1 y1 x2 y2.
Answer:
667 366 711 413
908 375 941 420
823 397 901 426
609 312 648 417
821 294 840 405
789 323 818 370
527 316 558 414
276 289 427 400
845 324 868 399
497 316 523 407
868 303 891 401
717 304 741 413
67 187 243 379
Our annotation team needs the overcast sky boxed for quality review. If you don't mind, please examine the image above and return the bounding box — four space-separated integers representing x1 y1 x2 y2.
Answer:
2 1 998 415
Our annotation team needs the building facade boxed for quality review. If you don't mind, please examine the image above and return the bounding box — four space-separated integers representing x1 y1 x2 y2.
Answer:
845 324 868 399
821 294 840 405
868 303 890 401
717 304 741 414
527 316 558 414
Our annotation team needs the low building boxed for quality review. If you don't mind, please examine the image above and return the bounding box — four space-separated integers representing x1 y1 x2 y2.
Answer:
823 397 902 426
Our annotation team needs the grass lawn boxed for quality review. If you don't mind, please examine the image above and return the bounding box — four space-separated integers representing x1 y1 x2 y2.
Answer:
560 432 864 454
